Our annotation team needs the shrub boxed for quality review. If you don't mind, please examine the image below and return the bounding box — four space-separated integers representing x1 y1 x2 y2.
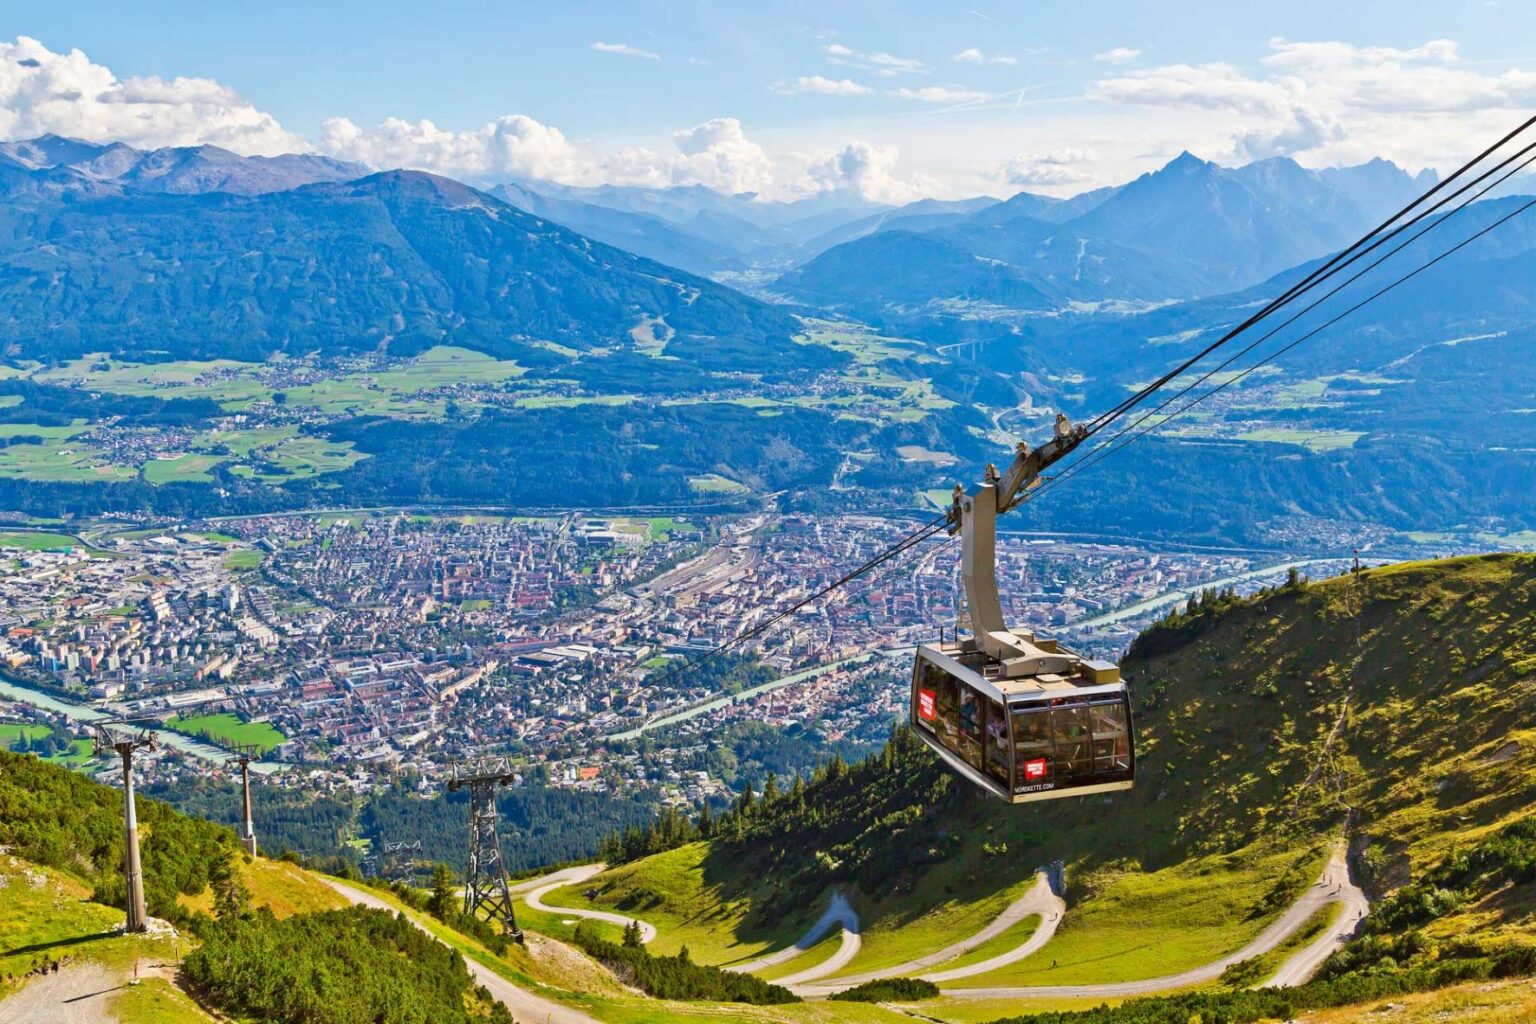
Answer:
829 978 941 1002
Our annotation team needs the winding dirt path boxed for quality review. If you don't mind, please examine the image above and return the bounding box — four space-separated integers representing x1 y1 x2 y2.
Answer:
521 864 658 944
793 869 1064 996
0 963 122 1024
759 892 862 987
939 848 1366 1000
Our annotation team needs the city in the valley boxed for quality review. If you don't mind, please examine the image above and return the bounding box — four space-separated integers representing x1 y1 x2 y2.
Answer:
0 508 1401 805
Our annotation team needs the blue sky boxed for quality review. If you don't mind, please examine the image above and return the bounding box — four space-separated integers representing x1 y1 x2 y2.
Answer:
6 1 1536 200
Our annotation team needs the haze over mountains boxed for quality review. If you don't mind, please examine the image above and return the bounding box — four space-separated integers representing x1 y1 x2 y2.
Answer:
777 153 1440 313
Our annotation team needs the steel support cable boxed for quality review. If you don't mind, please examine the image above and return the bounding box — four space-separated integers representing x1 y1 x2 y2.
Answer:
642 515 949 691
1035 144 1536 504
1081 114 1536 437
1027 193 1536 509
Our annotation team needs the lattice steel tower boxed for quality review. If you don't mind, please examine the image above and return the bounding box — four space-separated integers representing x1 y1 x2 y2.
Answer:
447 757 523 942
381 839 423 885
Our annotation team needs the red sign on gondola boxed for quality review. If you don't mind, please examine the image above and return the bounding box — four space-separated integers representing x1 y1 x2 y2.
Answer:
918 689 936 721
1023 757 1048 781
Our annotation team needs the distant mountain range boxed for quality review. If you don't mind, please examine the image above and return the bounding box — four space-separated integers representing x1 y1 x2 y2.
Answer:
0 133 365 195
0 149 818 374
776 153 1440 313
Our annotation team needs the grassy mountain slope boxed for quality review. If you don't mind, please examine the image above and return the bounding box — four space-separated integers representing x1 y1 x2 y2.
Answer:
551 555 1536 994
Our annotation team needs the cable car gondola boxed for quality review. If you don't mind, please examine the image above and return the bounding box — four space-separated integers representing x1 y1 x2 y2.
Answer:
910 416 1135 803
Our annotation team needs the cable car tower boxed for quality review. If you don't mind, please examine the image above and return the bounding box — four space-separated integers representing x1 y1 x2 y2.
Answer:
228 743 261 857
447 757 523 943
92 720 158 932
911 415 1136 803
381 839 424 885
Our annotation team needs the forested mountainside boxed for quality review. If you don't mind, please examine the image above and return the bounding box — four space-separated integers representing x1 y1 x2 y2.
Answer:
0 167 818 370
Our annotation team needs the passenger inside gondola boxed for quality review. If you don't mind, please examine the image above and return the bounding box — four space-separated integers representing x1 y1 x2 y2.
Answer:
957 686 983 769
984 697 1009 787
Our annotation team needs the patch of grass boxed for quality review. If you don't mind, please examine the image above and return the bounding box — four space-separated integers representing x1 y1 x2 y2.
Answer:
511 897 625 946
538 843 820 966
223 549 264 571
687 473 749 495
164 713 285 755
829 877 1038 979
1235 428 1365 452
944 844 1329 989
41 738 96 767
180 857 350 920
796 320 939 365
143 453 225 484
755 932 846 982
895 445 957 465
1218 902 1340 988
0 724 51 747
107 976 219 1023
0 855 175 996
0 440 137 482
1302 975 1536 1024
920 913 1040 974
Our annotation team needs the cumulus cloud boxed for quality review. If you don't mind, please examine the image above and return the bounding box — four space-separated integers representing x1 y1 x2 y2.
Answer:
892 85 990 104
999 148 1099 186
0 35 303 155
1090 37 1536 162
807 140 941 204
319 112 777 194
318 114 590 181
669 117 775 193
775 75 871 96
954 48 1017 65
592 41 661 60
1094 47 1142 65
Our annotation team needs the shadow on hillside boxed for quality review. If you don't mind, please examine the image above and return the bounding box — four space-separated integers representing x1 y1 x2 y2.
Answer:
0 929 118 958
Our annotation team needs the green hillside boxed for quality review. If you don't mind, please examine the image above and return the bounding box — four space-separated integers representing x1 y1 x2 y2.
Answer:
547 554 1536 1012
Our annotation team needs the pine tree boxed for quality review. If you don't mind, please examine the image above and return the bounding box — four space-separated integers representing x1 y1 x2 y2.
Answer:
428 863 456 919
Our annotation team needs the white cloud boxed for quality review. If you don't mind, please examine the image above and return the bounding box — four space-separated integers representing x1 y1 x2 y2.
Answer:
670 117 775 193
1095 47 1142 65
775 75 872 96
592 41 661 61
0 36 303 155
954 48 1017 65
892 85 990 104
825 43 926 75
319 114 590 182
1090 38 1536 163
807 140 941 203
999 147 1099 186
320 112 778 195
